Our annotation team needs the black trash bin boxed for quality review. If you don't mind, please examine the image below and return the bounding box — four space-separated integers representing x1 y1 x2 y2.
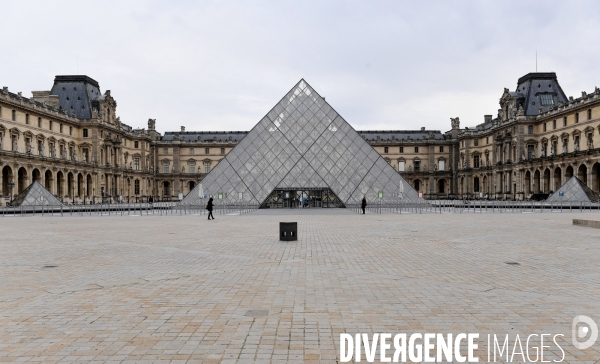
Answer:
280 222 297 241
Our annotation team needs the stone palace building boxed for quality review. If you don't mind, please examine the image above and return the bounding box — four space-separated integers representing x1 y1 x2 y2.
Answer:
1 72 599 204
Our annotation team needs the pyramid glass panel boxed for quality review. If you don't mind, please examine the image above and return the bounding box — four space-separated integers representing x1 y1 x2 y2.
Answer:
546 176 600 202
9 181 64 207
181 79 422 207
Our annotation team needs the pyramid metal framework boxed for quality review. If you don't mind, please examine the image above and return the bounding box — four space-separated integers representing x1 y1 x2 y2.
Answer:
8 181 64 207
181 79 420 206
545 176 600 202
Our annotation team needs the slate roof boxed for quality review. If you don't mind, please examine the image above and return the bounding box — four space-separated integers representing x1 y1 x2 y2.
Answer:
49 75 102 119
161 131 249 143
515 72 568 116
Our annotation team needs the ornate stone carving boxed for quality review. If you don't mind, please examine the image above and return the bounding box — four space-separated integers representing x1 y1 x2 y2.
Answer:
148 119 156 130
450 117 460 129
12 137 18 152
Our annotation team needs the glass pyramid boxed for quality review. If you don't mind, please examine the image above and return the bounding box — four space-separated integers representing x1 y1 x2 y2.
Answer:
545 176 600 202
181 79 421 207
9 180 64 207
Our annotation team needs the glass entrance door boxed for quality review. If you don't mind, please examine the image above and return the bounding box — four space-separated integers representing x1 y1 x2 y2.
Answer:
260 188 345 208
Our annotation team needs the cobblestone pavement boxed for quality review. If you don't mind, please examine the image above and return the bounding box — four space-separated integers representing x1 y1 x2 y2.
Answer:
0 210 599 363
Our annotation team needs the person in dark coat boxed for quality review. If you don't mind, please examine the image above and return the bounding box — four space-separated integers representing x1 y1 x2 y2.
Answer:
207 197 214 220
361 196 367 214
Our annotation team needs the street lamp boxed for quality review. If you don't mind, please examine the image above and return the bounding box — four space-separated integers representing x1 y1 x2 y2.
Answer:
8 180 15 204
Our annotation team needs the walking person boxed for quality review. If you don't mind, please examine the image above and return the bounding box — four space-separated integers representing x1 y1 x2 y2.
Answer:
207 197 215 220
361 196 367 215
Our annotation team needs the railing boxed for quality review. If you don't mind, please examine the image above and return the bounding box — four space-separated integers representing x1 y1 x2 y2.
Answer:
348 199 600 214
1 199 598 217
0 200 260 217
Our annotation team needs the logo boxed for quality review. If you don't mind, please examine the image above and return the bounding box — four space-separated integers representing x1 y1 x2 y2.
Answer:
572 316 598 350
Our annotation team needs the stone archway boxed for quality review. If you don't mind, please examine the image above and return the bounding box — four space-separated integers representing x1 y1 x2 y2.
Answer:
2 165 13 197
524 171 531 195
592 163 600 192
56 171 64 198
17 167 28 193
437 179 445 194
45 170 53 193
77 173 84 196
543 168 551 193
533 170 541 193
577 164 588 185
553 167 562 191
565 165 574 179
32 168 41 183
67 172 74 198
86 174 93 198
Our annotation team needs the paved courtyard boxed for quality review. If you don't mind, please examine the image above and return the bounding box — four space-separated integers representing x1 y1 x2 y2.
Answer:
0 210 599 363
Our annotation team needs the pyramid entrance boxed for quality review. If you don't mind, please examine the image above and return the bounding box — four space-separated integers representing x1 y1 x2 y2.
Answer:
261 188 344 208
181 79 421 208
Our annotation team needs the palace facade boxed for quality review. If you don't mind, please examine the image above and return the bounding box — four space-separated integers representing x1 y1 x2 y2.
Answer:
1 73 599 204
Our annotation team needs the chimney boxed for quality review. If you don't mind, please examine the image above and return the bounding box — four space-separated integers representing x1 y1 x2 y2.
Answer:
484 115 493 123
181 126 185 132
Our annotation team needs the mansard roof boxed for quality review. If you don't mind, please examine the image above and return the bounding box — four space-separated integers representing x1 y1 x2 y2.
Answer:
50 75 102 119
515 72 568 116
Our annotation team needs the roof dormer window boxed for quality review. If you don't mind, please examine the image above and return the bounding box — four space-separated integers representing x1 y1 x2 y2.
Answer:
540 94 554 106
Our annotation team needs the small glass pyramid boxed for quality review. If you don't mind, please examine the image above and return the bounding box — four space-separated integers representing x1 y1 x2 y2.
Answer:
181 79 421 207
546 176 600 202
9 180 64 206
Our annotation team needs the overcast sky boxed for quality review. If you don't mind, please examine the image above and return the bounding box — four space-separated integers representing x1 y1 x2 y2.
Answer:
3 1 600 134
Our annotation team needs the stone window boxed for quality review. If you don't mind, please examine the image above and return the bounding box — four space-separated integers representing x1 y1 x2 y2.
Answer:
414 146 419 153
486 137 489 144
83 129 88 137
134 141 139 148
60 124 63 133
163 147 168 154
205 148 210 155
189 148 194 155
69 126 72 135
134 180 140 195
543 123 547 132
439 146 444 152
413 160 420 172
25 114 29 125
553 120 556 129
588 109 592 120
563 117 567 127
384 147 388 154
163 162 169 173
204 161 211 173
474 139 479 146
11 109 16 121
38 117 41 128
473 155 480 168
438 160 445 171
398 161 405 171
189 161 195 173
528 125 533 134
399 146 404 153
220 148 225 155
575 113 579 123
134 157 140 171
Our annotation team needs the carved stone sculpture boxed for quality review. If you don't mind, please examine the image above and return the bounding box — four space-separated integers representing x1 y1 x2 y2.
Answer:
562 140 567 154
12 137 17 152
26 141 31 154
91 152 96 163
